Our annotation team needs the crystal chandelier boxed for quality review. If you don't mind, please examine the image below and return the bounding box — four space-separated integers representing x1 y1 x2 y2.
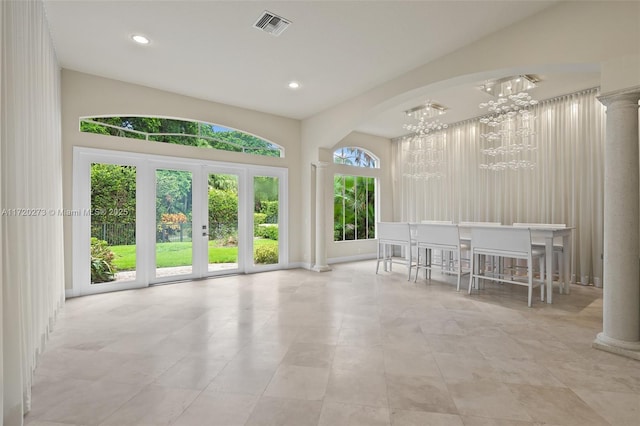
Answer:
402 101 448 180
478 75 539 171
405 101 448 120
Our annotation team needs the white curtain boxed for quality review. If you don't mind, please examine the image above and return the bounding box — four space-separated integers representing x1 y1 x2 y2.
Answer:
393 88 605 286
1 1 65 425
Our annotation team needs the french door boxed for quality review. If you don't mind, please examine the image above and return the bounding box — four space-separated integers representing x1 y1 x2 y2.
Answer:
73 148 287 296
204 170 241 274
153 165 196 282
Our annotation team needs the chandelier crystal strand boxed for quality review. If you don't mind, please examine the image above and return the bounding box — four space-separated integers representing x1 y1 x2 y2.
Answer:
478 75 539 171
402 101 448 180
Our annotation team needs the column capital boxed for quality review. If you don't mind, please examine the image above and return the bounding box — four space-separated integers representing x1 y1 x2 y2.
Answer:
597 87 640 107
313 161 330 169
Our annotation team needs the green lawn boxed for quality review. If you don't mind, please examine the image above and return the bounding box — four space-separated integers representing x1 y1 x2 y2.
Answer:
110 239 278 270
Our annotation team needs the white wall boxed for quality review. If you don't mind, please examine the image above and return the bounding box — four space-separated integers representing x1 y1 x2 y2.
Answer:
601 53 640 95
61 70 303 288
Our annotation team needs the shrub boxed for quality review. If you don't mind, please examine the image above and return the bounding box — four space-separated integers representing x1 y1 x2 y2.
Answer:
90 237 117 283
253 212 267 236
254 245 279 264
209 189 238 239
256 224 278 240
259 200 279 223
254 212 267 226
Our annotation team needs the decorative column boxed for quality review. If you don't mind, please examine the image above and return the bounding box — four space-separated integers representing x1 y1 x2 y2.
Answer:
312 161 331 272
593 90 640 359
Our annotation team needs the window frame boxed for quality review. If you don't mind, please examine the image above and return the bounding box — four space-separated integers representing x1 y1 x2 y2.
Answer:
332 146 381 243
72 146 289 296
79 115 285 158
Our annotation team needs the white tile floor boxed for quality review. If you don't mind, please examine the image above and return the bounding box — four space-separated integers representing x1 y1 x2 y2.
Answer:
25 261 640 426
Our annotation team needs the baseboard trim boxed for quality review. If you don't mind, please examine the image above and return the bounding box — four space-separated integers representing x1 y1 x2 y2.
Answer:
328 253 376 264
286 262 310 270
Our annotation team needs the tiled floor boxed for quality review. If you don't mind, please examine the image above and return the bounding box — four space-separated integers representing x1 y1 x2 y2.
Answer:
25 261 640 426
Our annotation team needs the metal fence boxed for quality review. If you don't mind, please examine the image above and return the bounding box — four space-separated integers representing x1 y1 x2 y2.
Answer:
91 223 135 245
156 222 193 243
93 222 237 245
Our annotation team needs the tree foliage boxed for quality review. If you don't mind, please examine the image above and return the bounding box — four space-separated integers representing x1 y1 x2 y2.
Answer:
89 160 280 248
156 169 192 219
333 147 377 168
90 164 136 244
81 116 281 157
334 175 375 241
209 173 238 192
254 176 279 214
91 163 136 223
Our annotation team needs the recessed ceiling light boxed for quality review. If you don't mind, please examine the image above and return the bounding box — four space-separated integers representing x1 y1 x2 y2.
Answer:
288 81 300 89
132 35 150 45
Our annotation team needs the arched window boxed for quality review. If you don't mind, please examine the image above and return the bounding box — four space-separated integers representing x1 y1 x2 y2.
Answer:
332 146 378 242
80 116 284 157
333 147 378 168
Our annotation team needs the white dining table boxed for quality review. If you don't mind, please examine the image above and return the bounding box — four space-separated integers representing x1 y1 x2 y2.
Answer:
457 224 573 304
528 226 573 304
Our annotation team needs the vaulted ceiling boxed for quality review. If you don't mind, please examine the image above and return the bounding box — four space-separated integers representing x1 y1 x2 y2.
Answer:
44 1 601 139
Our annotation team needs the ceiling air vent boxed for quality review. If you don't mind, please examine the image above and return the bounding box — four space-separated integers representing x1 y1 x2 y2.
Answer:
253 10 291 36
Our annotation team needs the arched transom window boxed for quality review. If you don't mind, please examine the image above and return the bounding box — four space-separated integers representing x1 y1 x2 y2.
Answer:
333 147 379 168
80 116 283 158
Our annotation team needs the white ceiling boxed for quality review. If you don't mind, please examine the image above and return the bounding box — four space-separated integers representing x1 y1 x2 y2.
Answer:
44 0 601 139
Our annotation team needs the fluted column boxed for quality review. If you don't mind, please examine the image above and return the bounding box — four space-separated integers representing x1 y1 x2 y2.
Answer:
312 161 331 272
593 90 640 359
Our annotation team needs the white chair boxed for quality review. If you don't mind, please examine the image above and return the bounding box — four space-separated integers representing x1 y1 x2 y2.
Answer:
414 223 462 291
468 226 545 307
458 222 501 272
513 223 566 289
458 221 502 242
421 221 454 270
376 222 414 280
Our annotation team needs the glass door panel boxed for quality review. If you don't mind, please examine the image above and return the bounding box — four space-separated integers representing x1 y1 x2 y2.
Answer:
155 169 193 278
207 173 239 273
90 163 137 284
253 176 279 265
76 148 288 295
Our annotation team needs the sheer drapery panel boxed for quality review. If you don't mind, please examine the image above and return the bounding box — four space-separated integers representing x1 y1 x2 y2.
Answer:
1 1 64 424
393 89 604 286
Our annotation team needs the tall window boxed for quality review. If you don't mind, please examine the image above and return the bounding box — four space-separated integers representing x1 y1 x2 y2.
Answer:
333 147 378 241
80 116 284 157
